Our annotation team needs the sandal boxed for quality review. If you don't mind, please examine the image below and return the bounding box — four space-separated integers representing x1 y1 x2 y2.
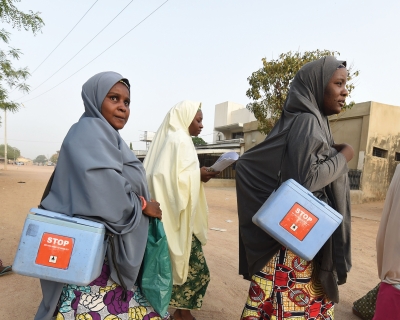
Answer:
0 265 12 276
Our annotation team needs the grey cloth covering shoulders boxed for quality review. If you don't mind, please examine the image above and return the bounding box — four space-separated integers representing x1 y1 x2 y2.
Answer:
35 72 150 320
236 56 352 303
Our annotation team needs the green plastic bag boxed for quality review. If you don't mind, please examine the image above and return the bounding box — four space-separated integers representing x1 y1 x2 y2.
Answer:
140 217 173 317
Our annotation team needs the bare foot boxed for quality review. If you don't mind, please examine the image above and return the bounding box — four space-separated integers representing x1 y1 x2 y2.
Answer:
173 309 195 320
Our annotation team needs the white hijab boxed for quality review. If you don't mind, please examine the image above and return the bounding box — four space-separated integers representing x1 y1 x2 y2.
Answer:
144 100 208 285
376 164 400 284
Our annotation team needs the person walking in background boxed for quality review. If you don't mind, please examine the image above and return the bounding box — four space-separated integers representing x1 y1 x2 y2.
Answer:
35 71 163 320
372 164 400 319
144 101 219 320
236 56 353 319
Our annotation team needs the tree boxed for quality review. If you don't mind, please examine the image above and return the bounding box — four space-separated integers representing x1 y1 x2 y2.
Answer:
0 1 44 123
129 142 133 150
192 137 207 146
246 50 360 134
50 150 59 164
0 143 19 158
34 154 47 164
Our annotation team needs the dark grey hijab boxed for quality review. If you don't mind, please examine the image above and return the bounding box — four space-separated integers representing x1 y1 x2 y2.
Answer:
35 72 150 320
236 56 351 303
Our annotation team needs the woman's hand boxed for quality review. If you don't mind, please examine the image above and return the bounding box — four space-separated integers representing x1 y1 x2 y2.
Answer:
143 199 162 220
333 143 354 162
200 166 220 183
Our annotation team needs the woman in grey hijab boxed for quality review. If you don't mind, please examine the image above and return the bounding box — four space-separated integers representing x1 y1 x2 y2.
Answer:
34 71 163 320
236 56 353 319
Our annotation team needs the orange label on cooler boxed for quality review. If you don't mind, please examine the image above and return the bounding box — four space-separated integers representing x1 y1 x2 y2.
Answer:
279 203 318 241
35 233 74 269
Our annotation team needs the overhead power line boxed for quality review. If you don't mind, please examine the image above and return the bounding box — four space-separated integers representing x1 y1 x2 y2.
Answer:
17 0 135 100
21 0 170 104
31 0 99 75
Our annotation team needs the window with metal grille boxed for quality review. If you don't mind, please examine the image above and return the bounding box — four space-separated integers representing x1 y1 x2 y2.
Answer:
395 152 400 161
372 147 388 158
232 132 244 139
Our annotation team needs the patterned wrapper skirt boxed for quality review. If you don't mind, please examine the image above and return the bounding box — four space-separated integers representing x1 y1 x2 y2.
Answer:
54 260 162 320
169 235 210 310
241 247 334 320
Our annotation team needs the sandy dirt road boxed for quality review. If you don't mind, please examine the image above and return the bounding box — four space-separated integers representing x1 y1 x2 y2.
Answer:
0 165 382 319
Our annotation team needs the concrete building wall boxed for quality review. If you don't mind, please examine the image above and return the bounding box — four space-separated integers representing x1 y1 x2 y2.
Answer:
330 101 400 202
213 101 244 128
213 101 255 143
361 102 400 201
243 120 266 152
231 108 256 124
329 102 371 170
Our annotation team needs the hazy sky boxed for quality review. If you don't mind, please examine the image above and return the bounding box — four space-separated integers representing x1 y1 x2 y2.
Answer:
1 0 399 160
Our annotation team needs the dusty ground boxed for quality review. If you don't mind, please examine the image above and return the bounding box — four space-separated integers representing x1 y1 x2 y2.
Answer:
0 165 383 319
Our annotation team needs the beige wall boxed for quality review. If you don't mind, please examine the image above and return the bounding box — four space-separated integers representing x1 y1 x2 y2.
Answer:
329 102 371 170
213 101 256 143
361 102 400 201
243 121 266 152
330 101 400 202
231 107 256 124
214 101 244 128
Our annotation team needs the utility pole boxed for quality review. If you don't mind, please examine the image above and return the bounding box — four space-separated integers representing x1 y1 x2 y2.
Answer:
3 109 7 170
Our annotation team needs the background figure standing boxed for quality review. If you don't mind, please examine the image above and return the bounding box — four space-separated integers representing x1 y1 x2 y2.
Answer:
236 56 353 319
144 101 219 320
373 164 400 319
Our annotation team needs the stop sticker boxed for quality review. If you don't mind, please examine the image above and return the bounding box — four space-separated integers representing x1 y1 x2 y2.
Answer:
35 233 74 269
279 203 318 241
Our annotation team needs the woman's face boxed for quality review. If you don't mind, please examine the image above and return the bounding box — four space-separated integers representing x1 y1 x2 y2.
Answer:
322 68 349 116
188 110 203 136
101 82 130 130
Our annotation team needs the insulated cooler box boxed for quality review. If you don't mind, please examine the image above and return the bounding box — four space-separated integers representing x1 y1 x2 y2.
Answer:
252 179 343 261
13 208 107 285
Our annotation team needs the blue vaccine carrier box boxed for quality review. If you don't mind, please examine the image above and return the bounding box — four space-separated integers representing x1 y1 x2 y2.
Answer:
252 179 343 261
13 208 107 285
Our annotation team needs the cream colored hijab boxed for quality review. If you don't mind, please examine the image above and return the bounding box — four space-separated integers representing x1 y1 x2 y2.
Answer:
376 164 400 284
144 100 208 285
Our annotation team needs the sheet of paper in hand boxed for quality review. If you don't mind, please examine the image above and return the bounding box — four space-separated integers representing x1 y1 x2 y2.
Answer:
209 151 239 172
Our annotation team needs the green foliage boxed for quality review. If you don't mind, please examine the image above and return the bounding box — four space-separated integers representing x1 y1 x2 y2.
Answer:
0 143 19 158
0 0 43 33
192 137 207 146
0 0 44 122
246 50 360 134
34 154 47 164
49 150 59 164
129 142 133 150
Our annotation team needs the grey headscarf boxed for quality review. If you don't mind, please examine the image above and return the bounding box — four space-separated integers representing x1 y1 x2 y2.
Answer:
236 56 351 303
35 72 150 320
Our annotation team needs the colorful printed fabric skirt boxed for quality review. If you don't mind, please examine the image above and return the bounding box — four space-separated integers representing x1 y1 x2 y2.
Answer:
54 260 162 320
241 247 334 320
169 235 210 310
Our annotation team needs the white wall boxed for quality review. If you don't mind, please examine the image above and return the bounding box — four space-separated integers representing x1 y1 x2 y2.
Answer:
214 101 245 128
213 101 256 143
231 108 256 124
